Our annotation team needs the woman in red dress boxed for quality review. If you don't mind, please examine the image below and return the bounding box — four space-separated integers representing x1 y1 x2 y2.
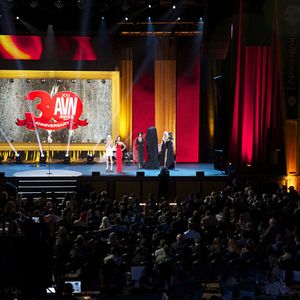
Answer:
115 136 126 173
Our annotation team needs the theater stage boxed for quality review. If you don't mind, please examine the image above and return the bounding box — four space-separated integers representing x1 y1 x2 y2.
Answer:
0 162 224 178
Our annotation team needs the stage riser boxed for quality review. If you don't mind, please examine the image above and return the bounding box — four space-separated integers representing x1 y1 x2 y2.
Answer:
17 178 78 200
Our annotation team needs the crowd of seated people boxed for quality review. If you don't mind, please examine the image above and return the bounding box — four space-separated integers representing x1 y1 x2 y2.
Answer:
0 178 299 299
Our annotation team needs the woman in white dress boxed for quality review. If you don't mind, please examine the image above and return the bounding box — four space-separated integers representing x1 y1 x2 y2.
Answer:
105 134 114 171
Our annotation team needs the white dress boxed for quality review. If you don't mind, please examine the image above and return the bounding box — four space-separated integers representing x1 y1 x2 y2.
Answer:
106 142 113 156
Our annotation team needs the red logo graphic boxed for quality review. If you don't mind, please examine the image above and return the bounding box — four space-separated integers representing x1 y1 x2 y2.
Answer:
16 90 88 130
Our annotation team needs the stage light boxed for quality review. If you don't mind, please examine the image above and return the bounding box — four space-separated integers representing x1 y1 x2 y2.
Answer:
177 17 181 21
56 79 62 83
125 17 128 21
63 154 70 164
71 79 76 83
16 16 20 20
26 79 31 83
148 4 151 8
15 153 22 164
39 153 47 164
41 79 46 83
148 16 151 22
87 154 94 164
172 5 176 9
54 0 64 9
199 17 203 22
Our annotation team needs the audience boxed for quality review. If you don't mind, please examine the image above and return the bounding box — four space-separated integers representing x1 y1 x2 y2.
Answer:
0 179 299 299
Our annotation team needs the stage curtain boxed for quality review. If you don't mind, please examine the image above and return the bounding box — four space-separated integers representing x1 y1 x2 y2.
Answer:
230 0 282 165
155 38 176 147
120 48 133 149
132 55 155 148
230 46 281 164
176 39 201 163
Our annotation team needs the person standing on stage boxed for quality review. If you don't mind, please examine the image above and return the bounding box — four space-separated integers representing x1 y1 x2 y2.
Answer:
115 136 126 173
160 131 169 167
105 134 114 171
165 131 175 169
136 132 144 169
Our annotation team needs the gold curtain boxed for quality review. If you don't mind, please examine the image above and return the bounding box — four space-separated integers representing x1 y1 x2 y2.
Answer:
120 48 133 149
155 38 176 149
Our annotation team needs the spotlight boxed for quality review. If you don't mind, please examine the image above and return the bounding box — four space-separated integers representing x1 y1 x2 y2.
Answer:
87 154 94 164
63 154 70 164
26 79 31 83
199 17 203 22
54 0 64 9
125 16 128 21
16 16 20 20
148 16 151 22
177 17 181 21
56 79 62 83
39 153 47 164
148 4 151 8
71 79 76 83
101 16 105 20
172 5 176 9
15 153 22 164
41 79 46 83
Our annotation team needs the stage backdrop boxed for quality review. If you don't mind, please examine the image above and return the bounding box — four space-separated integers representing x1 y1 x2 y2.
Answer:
0 78 112 143
0 70 121 147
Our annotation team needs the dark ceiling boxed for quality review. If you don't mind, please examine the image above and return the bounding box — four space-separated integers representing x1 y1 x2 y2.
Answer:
0 0 212 35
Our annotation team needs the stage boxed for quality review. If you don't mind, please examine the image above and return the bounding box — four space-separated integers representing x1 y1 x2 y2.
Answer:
0 162 224 178
0 163 231 200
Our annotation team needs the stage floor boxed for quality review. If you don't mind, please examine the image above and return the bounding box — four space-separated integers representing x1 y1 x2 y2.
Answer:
0 163 225 178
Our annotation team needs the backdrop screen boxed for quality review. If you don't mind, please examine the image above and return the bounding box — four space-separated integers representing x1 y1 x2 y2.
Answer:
0 79 112 143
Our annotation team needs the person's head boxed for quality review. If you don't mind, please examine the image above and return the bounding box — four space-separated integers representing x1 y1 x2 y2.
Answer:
168 132 173 140
80 212 87 221
101 216 110 228
176 233 183 242
62 282 73 296
106 134 112 141
269 218 277 227
108 232 119 246
116 136 121 142
163 131 169 140
228 238 239 251
138 132 143 138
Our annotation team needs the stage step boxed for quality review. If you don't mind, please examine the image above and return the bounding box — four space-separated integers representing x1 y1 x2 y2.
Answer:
17 177 78 200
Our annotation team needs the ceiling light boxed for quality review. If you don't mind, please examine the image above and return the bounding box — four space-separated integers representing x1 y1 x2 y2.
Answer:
54 0 64 9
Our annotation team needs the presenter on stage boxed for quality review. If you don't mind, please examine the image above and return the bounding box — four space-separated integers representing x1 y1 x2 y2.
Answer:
115 136 126 173
165 132 175 169
136 132 144 169
105 134 114 171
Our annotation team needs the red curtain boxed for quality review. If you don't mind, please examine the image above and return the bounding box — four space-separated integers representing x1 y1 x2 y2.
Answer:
230 0 281 165
230 46 280 164
132 68 155 146
176 56 200 162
